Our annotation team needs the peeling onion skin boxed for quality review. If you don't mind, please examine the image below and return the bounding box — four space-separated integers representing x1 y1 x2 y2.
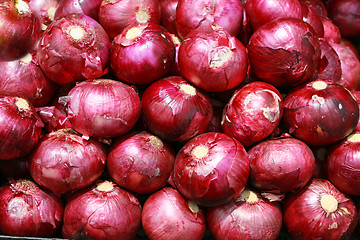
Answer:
283 79 359 146
247 18 321 89
66 79 141 138
29 129 107 196
62 180 142 240
37 13 110 85
175 0 244 39
173 132 250 207
301 3 324 38
107 131 176 194
221 81 284 147
142 187 206 240
141 76 213 142
178 25 249 92
206 189 282 240
54 0 103 21
283 178 358 240
0 179 64 237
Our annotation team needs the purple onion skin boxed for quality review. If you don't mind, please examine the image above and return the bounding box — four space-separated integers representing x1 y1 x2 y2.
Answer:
54 0 103 21
299 0 328 17
301 3 324 38
160 0 178 34
283 179 358 240
173 132 250 207
315 39 342 83
37 13 110 85
142 187 206 240
27 0 59 27
0 179 64 237
62 180 142 240
320 16 341 44
283 79 359 146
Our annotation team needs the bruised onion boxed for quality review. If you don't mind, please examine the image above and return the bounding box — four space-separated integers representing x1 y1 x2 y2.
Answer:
54 0 103 21
62 180 142 240
173 132 250 206
207 189 282 240
37 13 110 85
142 187 206 240
283 178 358 240
315 39 342 83
66 79 141 138
0 179 63 237
160 0 178 34
283 79 359 145
178 25 249 92
141 76 213 142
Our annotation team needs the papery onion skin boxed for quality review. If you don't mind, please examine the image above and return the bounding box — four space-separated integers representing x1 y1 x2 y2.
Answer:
29 129 106 195
160 0 178 34
36 106 72 132
0 92 43 160
283 79 359 146
221 81 284 147
315 39 342 83
142 187 206 240
54 0 103 21
37 13 110 85
62 180 142 240
207 189 282 240
141 76 213 142
110 23 175 85
173 132 250 207
175 0 243 39
0 0 42 61
178 25 249 92
66 79 141 138
247 18 321 89
0 179 63 237
248 136 315 193
283 178 358 240
299 0 328 17
320 16 341 44
301 3 324 38
107 131 175 194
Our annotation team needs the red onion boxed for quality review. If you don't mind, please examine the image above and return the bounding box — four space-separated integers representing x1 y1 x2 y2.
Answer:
352 90 360 131
0 52 56 107
173 132 250 206
0 179 63 237
29 129 106 195
283 178 358 240
237 4 252 46
36 105 72 132
37 13 110 85
142 187 206 240
320 16 341 43
221 81 284 147
178 25 249 92
245 0 303 31
98 0 160 40
0 92 43 160
299 0 328 17
0 0 42 61
175 0 244 39
169 33 182 76
27 0 59 28
247 18 321 89
315 39 342 83
207 189 282 240
341 38 360 59
62 180 142 240
110 23 175 85
66 79 141 138
54 0 103 21
301 3 324 37
141 76 213 142
283 79 359 145
160 0 178 34
107 131 175 194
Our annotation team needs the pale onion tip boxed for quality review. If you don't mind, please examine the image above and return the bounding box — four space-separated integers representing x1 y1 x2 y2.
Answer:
209 46 233 68
15 0 30 14
188 201 200 213
347 133 360 143
320 194 338 213
126 27 143 40
135 9 150 24
15 97 30 111
47 6 56 21
68 26 85 40
192 145 209 159
241 189 259 204
179 84 196 95
149 135 163 148
312 81 328 90
96 181 115 192
20 53 33 64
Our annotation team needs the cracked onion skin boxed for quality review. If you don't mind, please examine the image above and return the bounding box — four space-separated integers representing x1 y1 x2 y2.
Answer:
283 79 359 146
283 178 358 240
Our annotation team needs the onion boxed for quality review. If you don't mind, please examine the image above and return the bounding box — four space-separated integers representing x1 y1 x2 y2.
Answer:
107 131 175 194
299 0 328 17
142 187 206 240
29 128 106 196
0 52 56 107
62 180 142 240
206 189 282 240
248 135 315 193
169 33 182 76
110 23 175 85
160 0 178 34
283 79 359 145
141 76 213 142
247 18 321 89
283 178 358 240
36 105 72 132
178 25 249 92
54 0 103 21
27 0 59 28
173 132 250 206
221 81 284 147
36 13 110 85
175 0 244 39
245 0 303 31
352 90 360 131
0 92 43 160
315 39 342 83
0 179 63 237
320 16 341 43
98 0 160 40
341 38 360 59
301 3 324 37
66 79 141 138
